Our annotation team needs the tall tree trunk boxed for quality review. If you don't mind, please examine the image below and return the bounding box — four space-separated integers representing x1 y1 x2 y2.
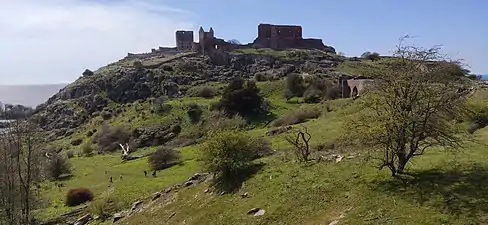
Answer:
396 153 408 175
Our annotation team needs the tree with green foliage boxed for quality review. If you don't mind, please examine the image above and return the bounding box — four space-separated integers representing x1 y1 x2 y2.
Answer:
200 131 267 192
361 51 381 61
343 37 471 176
217 78 264 117
284 73 305 98
187 103 203 123
148 147 181 170
303 87 322 103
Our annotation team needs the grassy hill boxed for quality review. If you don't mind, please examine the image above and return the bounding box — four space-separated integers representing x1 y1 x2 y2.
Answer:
30 49 488 225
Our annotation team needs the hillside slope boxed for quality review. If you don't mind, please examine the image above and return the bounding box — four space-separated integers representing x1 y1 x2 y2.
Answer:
31 49 488 225
32 49 344 141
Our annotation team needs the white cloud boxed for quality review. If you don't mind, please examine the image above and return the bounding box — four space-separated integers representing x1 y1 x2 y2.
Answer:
0 0 196 85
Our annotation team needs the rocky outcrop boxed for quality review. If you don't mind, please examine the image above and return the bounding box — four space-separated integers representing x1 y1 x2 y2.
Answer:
32 50 343 139
132 123 182 148
111 173 210 224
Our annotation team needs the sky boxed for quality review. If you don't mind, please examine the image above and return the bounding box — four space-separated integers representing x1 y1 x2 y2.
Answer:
0 0 487 85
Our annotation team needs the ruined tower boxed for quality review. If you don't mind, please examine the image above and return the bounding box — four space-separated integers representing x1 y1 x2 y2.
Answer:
251 23 334 52
197 26 216 54
175 30 194 51
255 24 303 49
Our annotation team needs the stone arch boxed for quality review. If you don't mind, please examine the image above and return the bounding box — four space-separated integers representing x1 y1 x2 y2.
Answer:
351 86 358 97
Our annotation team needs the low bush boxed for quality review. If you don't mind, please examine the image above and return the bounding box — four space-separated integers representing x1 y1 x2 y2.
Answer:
303 87 322 103
270 107 321 127
151 96 172 115
203 110 246 133
45 154 72 180
466 100 488 133
187 86 216 99
325 85 342 100
468 100 488 125
254 72 270 82
81 142 94 156
187 103 203 123
101 110 112 120
65 188 94 207
154 104 172 115
70 138 83 146
92 124 131 153
133 61 143 70
88 193 122 218
148 147 181 170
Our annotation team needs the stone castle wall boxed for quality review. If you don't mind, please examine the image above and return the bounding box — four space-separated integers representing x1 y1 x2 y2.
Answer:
252 23 335 53
175 31 194 51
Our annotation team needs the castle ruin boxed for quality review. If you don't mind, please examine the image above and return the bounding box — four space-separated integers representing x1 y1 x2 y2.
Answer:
126 23 335 60
175 23 335 55
175 31 194 51
339 76 374 98
252 24 334 52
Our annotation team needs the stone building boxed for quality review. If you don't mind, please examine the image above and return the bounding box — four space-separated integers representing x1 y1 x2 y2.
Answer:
195 27 215 54
339 76 374 98
252 23 335 53
175 30 194 51
191 27 240 54
172 23 334 55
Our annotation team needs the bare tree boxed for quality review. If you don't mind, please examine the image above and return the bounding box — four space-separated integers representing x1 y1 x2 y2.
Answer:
285 126 312 162
342 36 471 176
0 118 44 224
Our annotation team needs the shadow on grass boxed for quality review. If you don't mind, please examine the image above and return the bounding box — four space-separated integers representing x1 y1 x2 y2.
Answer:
154 161 185 171
247 111 278 128
212 163 265 194
54 174 74 182
372 164 488 221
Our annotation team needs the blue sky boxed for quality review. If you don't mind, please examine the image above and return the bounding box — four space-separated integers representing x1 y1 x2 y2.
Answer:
173 0 487 73
0 0 486 85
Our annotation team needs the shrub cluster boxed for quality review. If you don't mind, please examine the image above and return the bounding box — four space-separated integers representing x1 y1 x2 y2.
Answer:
284 73 341 102
187 103 203 123
92 124 131 153
70 138 83 146
88 193 121 219
270 107 321 127
215 78 265 117
186 86 216 99
45 154 72 180
80 142 94 156
152 96 172 115
360 51 381 61
65 188 94 206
